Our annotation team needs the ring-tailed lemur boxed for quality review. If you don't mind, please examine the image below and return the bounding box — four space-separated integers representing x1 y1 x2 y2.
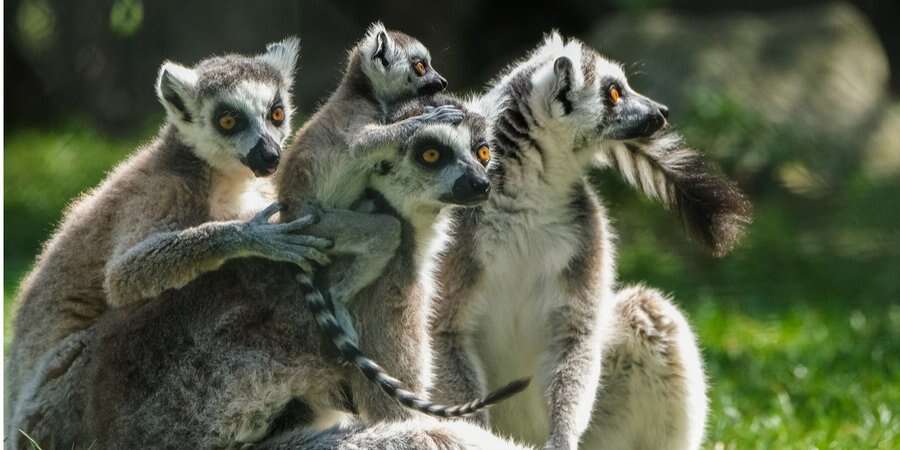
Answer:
297 96 529 420
429 33 750 450
5 37 334 438
276 22 460 310
16 98 527 449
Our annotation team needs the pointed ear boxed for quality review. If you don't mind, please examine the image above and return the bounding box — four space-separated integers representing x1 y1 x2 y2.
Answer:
363 22 392 69
156 61 198 123
259 36 300 83
552 56 575 114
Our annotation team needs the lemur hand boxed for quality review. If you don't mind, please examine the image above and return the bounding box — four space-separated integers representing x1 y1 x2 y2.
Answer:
418 105 465 125
242 202 332 272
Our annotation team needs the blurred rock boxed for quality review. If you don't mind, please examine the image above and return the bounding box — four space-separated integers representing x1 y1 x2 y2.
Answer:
862 104 900 179
589 2 892 173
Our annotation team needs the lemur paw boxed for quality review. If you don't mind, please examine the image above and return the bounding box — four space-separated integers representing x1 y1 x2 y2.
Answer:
420 105 465 125
244 202 332 272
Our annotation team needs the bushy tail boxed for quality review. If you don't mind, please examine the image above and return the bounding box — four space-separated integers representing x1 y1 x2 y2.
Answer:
299 275 530 418
595 131 752 256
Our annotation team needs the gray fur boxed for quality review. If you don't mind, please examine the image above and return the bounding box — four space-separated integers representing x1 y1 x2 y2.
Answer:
430 33 734 450
3 38 335 445
275 23 454 309
7 103 522 449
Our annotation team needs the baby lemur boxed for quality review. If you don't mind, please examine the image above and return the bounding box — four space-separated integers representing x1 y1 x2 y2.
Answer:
6 37 330 432
23 98 514 449
429 33 750 450
276 22 460 307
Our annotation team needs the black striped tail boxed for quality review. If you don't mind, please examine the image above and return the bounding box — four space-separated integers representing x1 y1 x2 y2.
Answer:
596 131 752 257
298 275 530 418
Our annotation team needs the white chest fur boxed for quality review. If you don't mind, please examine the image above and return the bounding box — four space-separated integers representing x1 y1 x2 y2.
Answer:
209 172 274 221
468 206 582 443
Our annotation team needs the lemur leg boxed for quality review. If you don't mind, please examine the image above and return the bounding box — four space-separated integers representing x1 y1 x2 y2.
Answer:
349 105 464 157
105 203 331 307
296 205 402 310
581 285 707 450
540 299 605 450
255 417 535 450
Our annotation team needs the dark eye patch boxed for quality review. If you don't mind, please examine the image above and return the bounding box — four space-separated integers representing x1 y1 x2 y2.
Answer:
212 104 248 136
412 136 452 170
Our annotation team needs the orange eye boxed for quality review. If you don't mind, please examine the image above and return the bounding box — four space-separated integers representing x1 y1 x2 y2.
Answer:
608 86 621 105
414 61 427 76
477 145 491 164
422 149 440 163
270 106 285 124
218 113 237 130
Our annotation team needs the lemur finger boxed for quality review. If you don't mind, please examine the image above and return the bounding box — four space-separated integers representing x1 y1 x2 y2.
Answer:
277 243 331 266
250 202 284 224
297 247 331 266
282 235 333 249
278 213 321 233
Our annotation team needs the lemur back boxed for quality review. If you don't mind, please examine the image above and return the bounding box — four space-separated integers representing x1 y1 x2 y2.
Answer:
429 33 750 450
5 38 335 441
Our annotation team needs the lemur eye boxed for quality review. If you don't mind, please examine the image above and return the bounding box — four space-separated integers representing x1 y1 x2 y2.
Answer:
218 113 237 131
477 145 491 165
414 61 427 77
270 106 285 125
608 85 622 105
422 149 441 163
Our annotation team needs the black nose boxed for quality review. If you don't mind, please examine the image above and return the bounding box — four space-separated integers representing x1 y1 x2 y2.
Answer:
245 137 281 177
450 173 491 205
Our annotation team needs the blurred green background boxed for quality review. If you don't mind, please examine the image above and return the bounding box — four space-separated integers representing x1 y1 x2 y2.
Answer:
4 1 899 448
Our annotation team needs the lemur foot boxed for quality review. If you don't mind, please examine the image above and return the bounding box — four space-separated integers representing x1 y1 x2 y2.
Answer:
419 105 465 125
243 202 333 272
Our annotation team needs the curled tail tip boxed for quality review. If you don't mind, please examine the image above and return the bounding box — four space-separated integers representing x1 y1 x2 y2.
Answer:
483 377 531 405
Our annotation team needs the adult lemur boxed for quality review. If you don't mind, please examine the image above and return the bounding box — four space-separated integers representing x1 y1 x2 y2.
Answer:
13 98 530 450
5 37 332 438
430 33 750 450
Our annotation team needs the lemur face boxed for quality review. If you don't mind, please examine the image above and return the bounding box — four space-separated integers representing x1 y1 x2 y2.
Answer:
372 101 491 212
360 23 448 105
156 37 300 177
532 35 669 146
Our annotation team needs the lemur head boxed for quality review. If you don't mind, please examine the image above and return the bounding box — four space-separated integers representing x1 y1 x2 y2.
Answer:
527 32 668 147
355 22 448 106
156 37 300 177
371 97 492 217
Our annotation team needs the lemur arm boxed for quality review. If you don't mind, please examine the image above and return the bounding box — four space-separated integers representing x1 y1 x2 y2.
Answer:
542 300 604 450
349 105 464 157
104 202 331 308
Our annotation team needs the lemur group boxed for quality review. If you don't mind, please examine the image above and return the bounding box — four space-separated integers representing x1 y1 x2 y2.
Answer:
6 22 751 450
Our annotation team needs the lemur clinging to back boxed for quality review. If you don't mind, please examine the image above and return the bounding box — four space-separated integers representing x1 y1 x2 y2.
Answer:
24 97 522 449
430 33 750 450
6 37 330 433
275 22 462 308
273 23 527 418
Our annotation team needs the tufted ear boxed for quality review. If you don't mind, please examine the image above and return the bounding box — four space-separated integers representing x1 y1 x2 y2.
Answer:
552 56 575 114
362 22 393 69
156 61 198 123
259 36 301 83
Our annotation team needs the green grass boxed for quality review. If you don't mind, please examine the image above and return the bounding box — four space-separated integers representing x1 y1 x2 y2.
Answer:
4 123 899 449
